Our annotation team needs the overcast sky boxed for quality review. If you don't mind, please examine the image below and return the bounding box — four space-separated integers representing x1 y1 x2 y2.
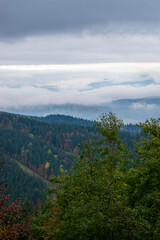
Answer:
0 0 160 110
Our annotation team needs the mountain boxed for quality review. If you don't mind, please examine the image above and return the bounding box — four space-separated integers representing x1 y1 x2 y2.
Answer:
32 114 94 126
33 114 141 133
2 97 160 123
4 104 106 120
0 111 143 205
104 97 160 123
0 111 98 205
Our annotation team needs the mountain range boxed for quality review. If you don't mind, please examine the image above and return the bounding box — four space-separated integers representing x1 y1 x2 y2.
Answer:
2 97 160 123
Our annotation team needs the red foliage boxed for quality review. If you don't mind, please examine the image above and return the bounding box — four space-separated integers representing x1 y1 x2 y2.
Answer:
44 131 52 142
0 146 32 239
36 198 42 208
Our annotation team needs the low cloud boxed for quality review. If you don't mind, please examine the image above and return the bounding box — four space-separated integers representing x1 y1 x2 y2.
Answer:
0 82 159 109
131 102 158 110
0 62 160 109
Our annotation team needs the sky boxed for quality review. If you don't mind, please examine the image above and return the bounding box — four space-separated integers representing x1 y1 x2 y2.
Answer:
0 0 160 113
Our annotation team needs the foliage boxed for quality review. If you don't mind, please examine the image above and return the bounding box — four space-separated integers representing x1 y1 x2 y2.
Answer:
1 112 159 239
0 111 141 204
49 113 160 240
0 112 97 203
0 146 32 240
31 196 55 240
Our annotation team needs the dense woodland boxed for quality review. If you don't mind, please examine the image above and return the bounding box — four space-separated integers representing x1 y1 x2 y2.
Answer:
0 112 98 204
0 111 141 204
32 114 94 126
0 111 159 239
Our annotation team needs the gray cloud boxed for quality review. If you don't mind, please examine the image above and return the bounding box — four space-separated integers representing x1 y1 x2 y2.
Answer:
1 34 160 65
1 0 160 38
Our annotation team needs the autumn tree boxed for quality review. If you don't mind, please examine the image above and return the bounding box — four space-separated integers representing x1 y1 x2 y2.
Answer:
0 145 32 240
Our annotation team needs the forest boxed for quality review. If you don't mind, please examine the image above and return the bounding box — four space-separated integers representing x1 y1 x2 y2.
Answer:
0 111 141 204
0 112 159 239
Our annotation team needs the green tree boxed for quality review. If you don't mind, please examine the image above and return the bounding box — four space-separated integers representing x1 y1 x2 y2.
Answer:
31 196 55 240
50 113 131 239
50 113 160 240
124 118 160 238
21 197 32 220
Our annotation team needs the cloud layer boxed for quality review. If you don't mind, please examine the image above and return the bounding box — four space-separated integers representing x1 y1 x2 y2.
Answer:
1 0 160 38
1 34 160 65
0 63 160 108
0 0 160 118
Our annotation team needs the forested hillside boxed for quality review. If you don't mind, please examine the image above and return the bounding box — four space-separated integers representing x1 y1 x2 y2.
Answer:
33 114 94 126
1 112 159 239
0 112 99 204
0 111 142 205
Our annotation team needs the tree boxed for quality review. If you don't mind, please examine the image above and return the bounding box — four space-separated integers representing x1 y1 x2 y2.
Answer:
0 145 32 240
31 195 55 240
125 118 160 238
50 113 160 240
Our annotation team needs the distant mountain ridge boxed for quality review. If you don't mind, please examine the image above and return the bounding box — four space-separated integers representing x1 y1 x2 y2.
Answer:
0 111 148 205
32 114 141 133
2 96 160 123
32 114 94 127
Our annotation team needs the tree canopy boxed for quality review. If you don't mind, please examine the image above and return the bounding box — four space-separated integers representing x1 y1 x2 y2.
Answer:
1 112 160 239
49 113 160 240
